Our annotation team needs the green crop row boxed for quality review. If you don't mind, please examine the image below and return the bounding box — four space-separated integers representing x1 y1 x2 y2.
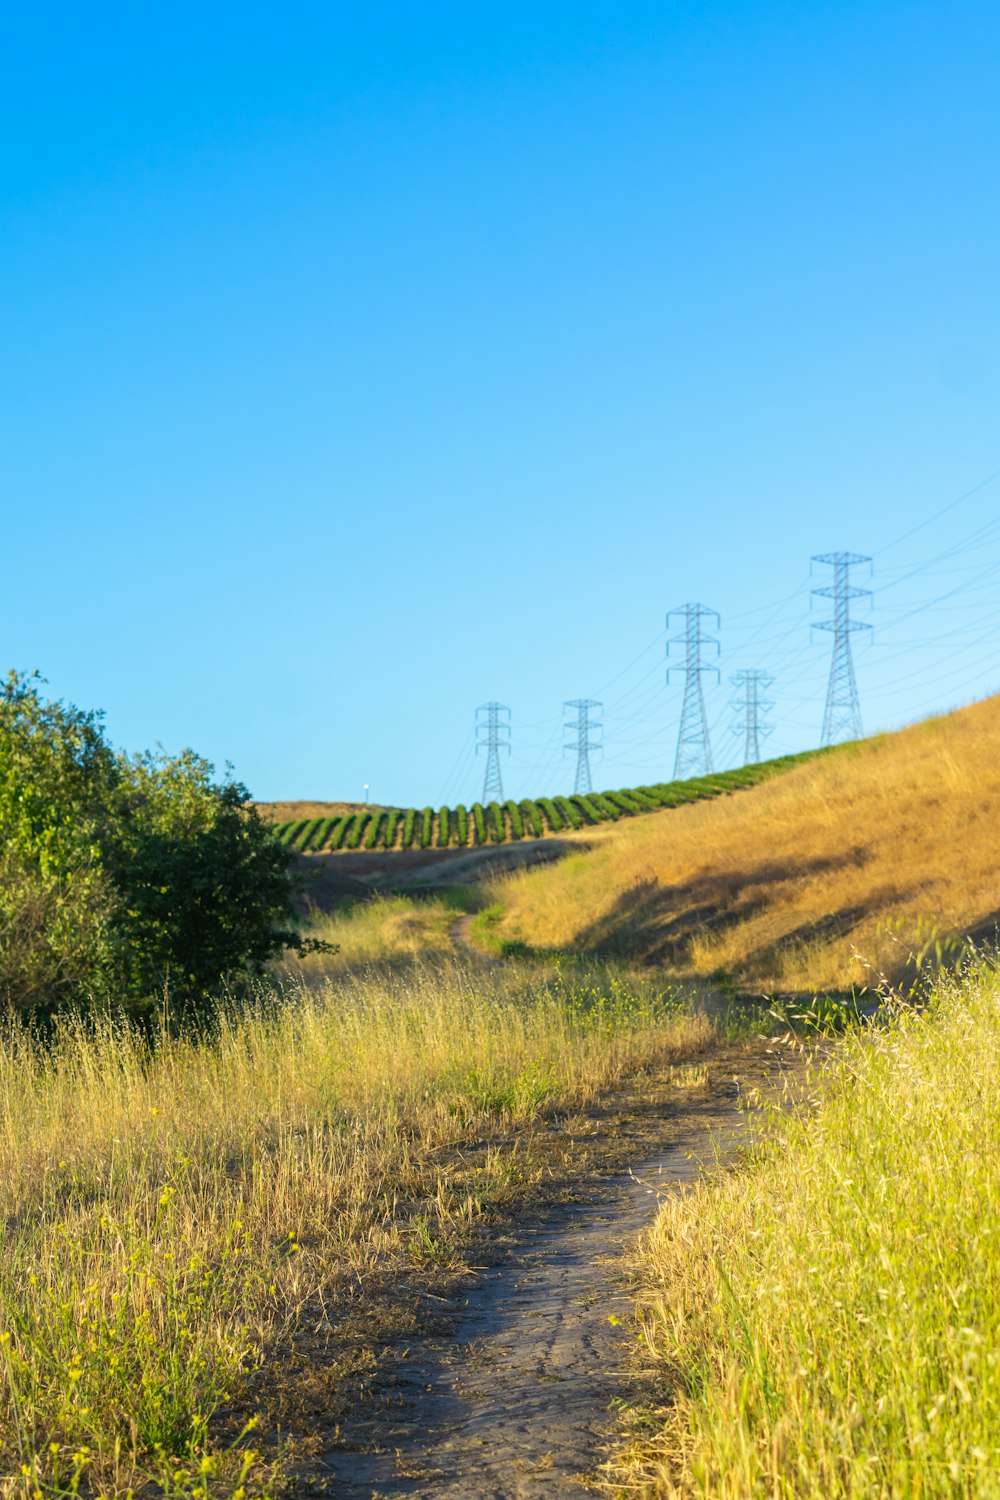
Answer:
269 751 824 853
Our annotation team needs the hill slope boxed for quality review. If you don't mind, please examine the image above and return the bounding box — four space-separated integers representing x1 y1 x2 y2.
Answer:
484 696 1000 993
262 752 821 854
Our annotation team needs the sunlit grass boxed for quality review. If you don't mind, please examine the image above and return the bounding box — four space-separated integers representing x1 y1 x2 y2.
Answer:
618 962 1000 1497
0 962 715 1496
485 696 1000 991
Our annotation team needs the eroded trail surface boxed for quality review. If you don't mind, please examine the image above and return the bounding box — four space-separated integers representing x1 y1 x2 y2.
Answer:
300 1048 793 1500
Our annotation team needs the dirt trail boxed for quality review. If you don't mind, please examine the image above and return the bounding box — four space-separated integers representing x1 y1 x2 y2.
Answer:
302 1054 787 1499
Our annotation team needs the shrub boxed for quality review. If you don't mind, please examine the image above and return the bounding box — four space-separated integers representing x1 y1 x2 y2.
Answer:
0 673 317 1016
504 801 524 839
553 797 583 829
455 805 469 846
363 812 385 849
327 816 350 850
519 800 544 837
538 798 565 832
471 804 487 844
344 813 370 850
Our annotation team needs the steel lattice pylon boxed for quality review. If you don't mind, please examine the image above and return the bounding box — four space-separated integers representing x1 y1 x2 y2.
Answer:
564 699 602 795
730 669 774 766
476 702 511 803
667 604 720 779
811 552 871 745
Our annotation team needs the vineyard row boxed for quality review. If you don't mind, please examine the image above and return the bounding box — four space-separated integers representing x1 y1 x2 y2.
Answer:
269 751 819 854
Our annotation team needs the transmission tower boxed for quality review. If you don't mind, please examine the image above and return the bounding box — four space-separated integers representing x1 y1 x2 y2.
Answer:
564 699 602 795
730 670 774 766
811 552 872 745
667 604 720 779
476 702 511 802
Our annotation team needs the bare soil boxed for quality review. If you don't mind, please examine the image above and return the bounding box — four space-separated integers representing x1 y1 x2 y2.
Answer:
279 1040 798 1499
297 837 586 905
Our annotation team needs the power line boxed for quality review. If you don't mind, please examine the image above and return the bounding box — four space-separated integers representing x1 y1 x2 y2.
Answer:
667 603 720 778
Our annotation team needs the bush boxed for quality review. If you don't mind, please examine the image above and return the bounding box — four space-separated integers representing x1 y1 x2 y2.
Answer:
538 798 564 832
0 673 316 1017
455 805 469 846
363 812 385 849
519 800 545 837
327 815 350 850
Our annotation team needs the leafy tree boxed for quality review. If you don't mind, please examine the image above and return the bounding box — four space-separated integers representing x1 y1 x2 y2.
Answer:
0 672 318 1016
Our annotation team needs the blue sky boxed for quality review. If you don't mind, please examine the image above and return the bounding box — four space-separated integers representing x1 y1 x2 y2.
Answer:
2 2 999 805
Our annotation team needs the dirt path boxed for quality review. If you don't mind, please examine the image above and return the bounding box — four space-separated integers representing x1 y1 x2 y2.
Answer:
300 1051 789 1498
447 913 486 961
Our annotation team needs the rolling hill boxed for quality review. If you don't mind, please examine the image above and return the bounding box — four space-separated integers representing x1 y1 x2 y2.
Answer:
479 695 1000 994
261 750 823 854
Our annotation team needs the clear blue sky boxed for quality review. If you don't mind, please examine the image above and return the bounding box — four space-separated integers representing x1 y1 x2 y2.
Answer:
3 2 999 805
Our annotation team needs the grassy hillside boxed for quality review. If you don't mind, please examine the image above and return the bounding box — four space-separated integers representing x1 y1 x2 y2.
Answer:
0 967 721 1496
482 695 1000 993
617 965 1000 1497
265 752 821 854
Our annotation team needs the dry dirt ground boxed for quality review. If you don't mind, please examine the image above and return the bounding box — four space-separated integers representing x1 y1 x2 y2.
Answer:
254 800 380 825
271 1040 800 1500
295 836 587 904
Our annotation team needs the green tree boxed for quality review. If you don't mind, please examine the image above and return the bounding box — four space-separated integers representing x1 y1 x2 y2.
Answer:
0 672 317 1016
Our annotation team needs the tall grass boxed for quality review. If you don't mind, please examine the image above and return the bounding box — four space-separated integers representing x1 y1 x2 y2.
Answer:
621 964 1000 1497
0 963 712 1497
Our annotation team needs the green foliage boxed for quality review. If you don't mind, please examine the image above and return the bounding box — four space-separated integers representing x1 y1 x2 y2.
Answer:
107 748 311 1011
309 816 336 852
327 815 350 850
538 797 564 832
504 800 524 839
363 812 385 849
292 819 321 851
266 751 827 856
485 802 505 843
519 799 544 837
553 796 583 829
0 672 317 1015
343 812 369 850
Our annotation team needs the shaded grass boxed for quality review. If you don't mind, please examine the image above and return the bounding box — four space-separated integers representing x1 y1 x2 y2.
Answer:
616 963 1000 1497
484 696 1000 992
0 961 718 1497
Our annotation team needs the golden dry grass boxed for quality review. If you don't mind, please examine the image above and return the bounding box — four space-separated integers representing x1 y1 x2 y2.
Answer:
0 963 713 1498
615 965 1000 1498
487 696 1000 991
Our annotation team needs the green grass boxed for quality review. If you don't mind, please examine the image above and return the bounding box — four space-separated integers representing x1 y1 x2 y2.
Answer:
269 751 826 852
619 964 1000 1497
